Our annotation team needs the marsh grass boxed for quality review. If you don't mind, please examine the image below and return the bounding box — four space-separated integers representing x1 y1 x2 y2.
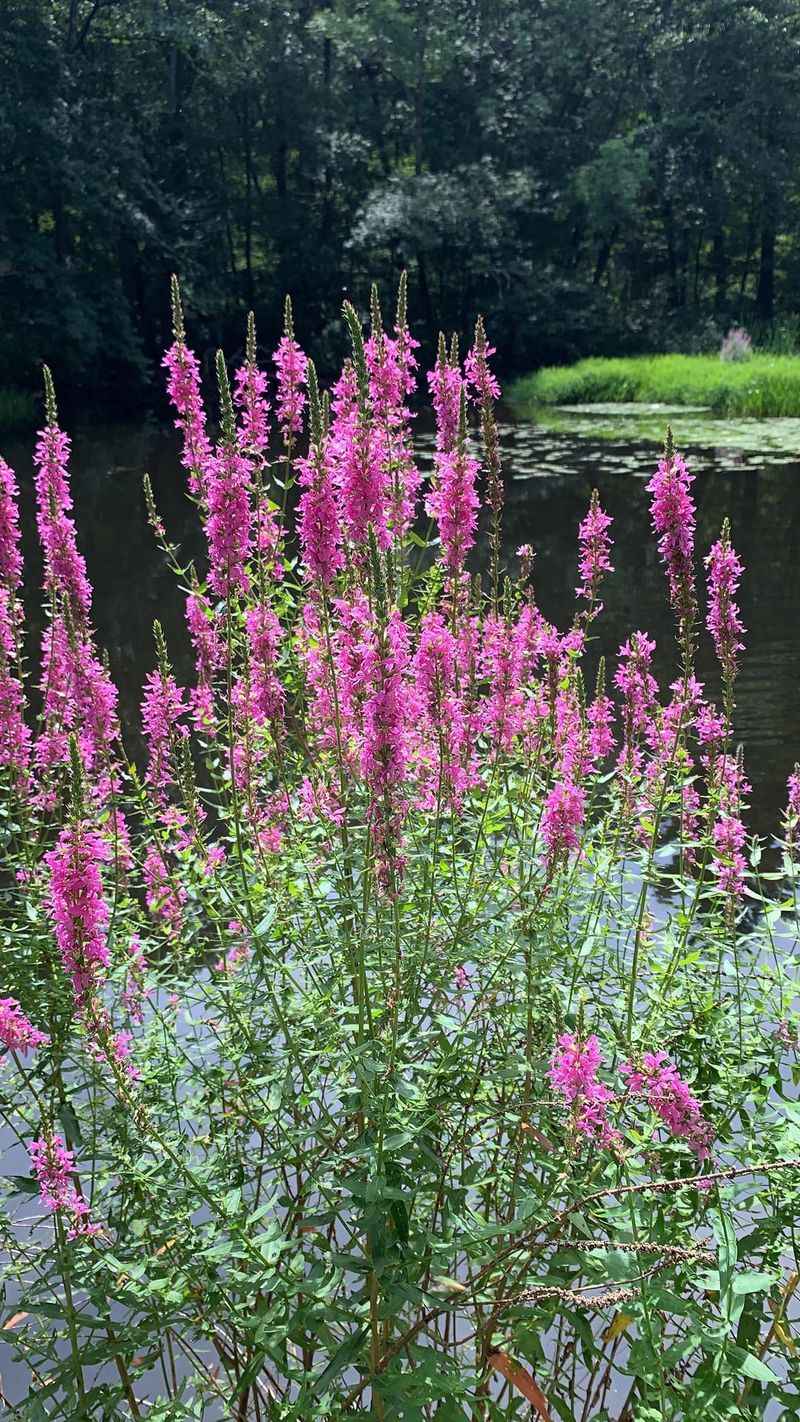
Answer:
511 354 800 418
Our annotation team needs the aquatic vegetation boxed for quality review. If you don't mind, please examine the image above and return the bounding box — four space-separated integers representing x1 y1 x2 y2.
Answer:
512 352 800 417
1 278 800 1418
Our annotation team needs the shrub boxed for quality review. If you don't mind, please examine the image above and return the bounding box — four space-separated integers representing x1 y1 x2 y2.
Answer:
720 327 753 363
0 281 798 1418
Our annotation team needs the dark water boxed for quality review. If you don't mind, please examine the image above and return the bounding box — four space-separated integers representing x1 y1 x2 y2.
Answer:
4 414 800 839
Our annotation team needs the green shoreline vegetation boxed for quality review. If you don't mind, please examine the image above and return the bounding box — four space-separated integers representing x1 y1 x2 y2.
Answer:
510 353 800 419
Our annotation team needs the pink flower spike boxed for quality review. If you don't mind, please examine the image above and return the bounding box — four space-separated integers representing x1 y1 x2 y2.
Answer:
577 491 614 606
0 997 49 1055
273 317 308 440
622 1051 713 1160
29 1135 99 1239
46 823 111 1008
541 781 585 867
162 339 212 497
549 1032 619 1148
705 520 745 687
425 443 480 576
647 443 696 630
233 358 270 457
712 813 747 899
205 444 253 599
0 457 23 590
296 439 344 586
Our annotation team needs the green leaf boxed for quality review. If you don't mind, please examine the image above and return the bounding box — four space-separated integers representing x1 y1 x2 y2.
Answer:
311 1326 369 1394
732 1272 778 1295
2 1174 38 1195
728 1345 780 1384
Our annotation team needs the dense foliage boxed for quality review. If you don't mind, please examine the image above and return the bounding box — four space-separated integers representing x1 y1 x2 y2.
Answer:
2 0 800 408
0 281 800 1417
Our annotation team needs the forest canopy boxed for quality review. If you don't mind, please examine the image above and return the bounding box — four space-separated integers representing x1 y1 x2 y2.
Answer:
2 0 800 409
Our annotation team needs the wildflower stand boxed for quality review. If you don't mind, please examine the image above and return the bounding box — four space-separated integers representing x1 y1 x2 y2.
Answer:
0 279 798 1418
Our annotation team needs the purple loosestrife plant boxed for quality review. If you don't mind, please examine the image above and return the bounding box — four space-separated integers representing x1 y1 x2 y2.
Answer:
0 283 797 1419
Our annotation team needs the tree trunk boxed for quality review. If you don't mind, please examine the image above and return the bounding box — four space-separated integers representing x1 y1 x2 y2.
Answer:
756 220 775 322
712 228 727 310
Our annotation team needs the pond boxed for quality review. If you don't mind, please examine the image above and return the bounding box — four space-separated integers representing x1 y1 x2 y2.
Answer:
5 406 800 841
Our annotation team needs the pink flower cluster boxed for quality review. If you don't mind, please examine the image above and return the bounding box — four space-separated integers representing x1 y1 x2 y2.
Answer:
0 997 49 1055
162 340 212 497
330 365 391 550
273 333 308 439
647 449 696 629
205 444 253 598
548 1033 619 1148
234 358 270 457
47 824 111 1008
705 525 745 686
142 670 189 802
361 612 412 888
550 1036 714 1161
712 814 747 899
622 1051 713 1159
541 781 585 867
296 441 344 586
33 418 119 783
426 441 480 575
28 1136 99 1240
577 492 614 606
185 590 223 730
0 459 29 777
428 354 462 455
0 456 23 589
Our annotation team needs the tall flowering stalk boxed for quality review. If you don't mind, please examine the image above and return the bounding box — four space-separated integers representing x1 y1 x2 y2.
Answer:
615 631 658 782
467 315 503 606
336 302 391 552
47 819 111 1008
185 586 223 731
273 296 307 445
296 361 343 587
0 457 30 779
365 278 421 539
34 371 119 785
705 518 745 717
205 353 253 600
425 387 480 580
647 429 696 659
576 490 614 614
700 521 748 908
162 275 212 498
549 1033 619 1148
234 311 270 458
359 538 412 892
29 1136 99 1240
428 333 462 456
785 765 800 860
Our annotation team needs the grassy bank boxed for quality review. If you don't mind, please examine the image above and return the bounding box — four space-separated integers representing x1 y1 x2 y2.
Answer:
510 352 800 417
